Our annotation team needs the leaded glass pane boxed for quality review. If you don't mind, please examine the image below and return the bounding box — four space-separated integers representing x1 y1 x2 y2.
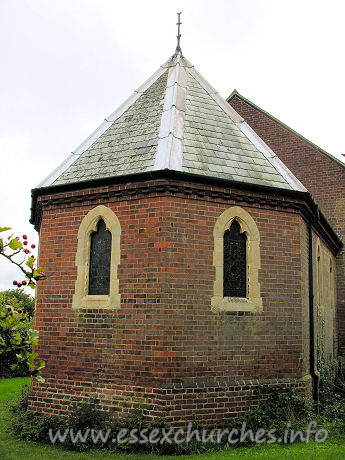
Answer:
88 219 111 295
223 220 247 297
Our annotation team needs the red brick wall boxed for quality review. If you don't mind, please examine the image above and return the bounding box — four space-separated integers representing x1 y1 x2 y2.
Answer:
29 180 314 423
228 95 345 353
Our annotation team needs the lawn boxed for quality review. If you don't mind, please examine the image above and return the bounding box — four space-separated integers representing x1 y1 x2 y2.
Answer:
0 377 345 459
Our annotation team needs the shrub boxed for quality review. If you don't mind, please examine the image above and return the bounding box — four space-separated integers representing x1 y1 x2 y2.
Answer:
0 306 34 377
0 226 45 380
10 382 30 413
234 385 315 444
0 289 35 318
10 385 61 442
318 357 345 427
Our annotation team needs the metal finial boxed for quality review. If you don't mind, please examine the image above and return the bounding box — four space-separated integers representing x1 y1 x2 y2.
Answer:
176 12 182 54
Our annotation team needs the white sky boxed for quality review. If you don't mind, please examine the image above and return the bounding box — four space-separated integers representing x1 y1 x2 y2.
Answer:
1 0 344 291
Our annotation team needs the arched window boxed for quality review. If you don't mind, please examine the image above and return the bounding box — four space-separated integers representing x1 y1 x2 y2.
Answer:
88 219 112 295
223 220 247 297
72 205 121 310
212 206 262 313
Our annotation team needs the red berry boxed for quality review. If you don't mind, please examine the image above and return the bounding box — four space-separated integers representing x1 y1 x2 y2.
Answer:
16 236 20 240
31 244 36 249
23 235 27 239
13 280 18 286
7 306 12 311
17 282 22 287
23 241 28 245
21 280 27 286
17 308 22 313
24 249 30 254
25 329 29 334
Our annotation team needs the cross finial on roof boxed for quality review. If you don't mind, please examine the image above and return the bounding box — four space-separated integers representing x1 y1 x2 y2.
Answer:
175 12 182 54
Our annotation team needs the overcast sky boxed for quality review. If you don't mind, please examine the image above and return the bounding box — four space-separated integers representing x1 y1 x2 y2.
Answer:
1 0 344 292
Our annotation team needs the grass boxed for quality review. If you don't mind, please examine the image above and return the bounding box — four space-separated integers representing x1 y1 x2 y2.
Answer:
1 377 345 459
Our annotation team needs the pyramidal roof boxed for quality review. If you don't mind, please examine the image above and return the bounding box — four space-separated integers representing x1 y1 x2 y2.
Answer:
38 51 306 192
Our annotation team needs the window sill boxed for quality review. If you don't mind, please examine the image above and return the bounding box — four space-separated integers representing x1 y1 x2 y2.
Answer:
72 293 121 310
211 295 262 313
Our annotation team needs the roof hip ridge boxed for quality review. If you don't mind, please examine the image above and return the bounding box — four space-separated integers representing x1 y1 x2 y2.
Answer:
153 53 186 171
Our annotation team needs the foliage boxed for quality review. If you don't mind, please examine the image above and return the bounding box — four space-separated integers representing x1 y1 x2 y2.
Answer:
0 289 35 318
63 400 108 451
318 357 345 427
10 397 107 451
0 315 33 377
0 304 44 380
0 227 45 289
10 381 30 412
235 385 315 443
10 383 61 442
0 226 45 381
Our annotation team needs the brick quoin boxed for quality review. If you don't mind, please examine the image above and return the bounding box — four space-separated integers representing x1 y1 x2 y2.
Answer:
28 178 337 423
228 93 345 354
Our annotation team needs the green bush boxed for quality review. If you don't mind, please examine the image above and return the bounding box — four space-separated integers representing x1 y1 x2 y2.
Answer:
0 313 33 377
10 384 61 442
234 385 315 444
0 227 45 381
11 382 30 412
0 289 35 318
0 289 34 377
318 357 345 427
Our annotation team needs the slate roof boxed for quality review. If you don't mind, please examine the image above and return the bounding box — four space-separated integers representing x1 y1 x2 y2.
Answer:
39 52 306 192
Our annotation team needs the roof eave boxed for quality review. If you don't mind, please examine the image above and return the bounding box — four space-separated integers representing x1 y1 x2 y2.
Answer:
30 169 342 253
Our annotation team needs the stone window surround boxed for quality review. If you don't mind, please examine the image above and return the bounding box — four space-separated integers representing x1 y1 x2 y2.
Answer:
72 205 121 310
211 206 262 313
